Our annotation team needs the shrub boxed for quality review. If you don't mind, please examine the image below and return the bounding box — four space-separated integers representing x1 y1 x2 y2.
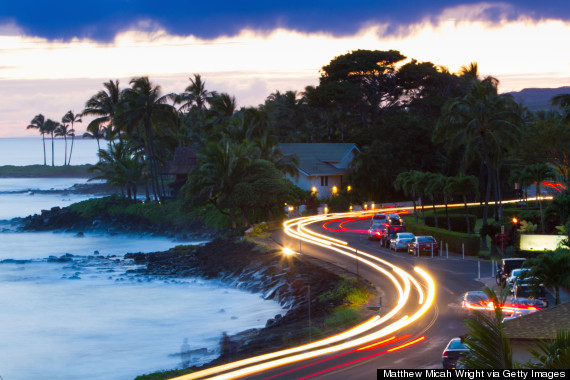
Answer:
325 306 361 328
405 217 480 256
424 213 477 234
319 277 372 305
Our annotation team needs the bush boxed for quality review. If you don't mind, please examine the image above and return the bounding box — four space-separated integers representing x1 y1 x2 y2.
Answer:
325 306 361 328
424 213 477 234
319 277 372 305
406 217 480 256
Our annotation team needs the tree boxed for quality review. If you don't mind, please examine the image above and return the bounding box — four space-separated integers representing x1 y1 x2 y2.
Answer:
82 125 108 152
83 80 122 143
522 249 570 305
446 175 479 234
434 75 522 248
62 110 82 165
43 118 59 167
117 76 177 202
394 170 421 224
54 123 72 166
426 173 446 229
26 114 48 165
176 74 217 112
525 329 570 369
523 163 557 232
460 287 514 369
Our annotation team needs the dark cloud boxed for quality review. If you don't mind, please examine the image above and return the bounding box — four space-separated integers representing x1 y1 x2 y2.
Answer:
2 1 568 42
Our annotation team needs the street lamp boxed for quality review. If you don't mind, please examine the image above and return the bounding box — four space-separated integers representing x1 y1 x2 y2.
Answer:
332 186 338 195
347 185 352 192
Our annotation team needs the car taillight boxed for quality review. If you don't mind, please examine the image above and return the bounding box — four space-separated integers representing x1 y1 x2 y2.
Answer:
442 352 448 357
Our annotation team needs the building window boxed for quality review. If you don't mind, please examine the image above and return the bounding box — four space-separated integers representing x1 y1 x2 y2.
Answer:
321 176 328 186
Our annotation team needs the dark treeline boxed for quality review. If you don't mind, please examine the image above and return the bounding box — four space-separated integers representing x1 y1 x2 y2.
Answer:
25 49 570 234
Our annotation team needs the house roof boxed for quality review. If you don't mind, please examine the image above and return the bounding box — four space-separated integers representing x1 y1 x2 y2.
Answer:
160 146 198 175
503 302 570 340
279 143 360 176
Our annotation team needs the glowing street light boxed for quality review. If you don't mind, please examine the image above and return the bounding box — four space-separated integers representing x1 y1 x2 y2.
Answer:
311 186 317 193
332 186 338 194
347 185 352 192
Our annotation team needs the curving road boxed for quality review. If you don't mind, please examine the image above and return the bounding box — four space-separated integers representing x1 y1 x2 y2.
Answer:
173 209 493 380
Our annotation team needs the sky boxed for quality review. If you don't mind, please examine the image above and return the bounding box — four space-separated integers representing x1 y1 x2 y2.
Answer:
1 1 569 138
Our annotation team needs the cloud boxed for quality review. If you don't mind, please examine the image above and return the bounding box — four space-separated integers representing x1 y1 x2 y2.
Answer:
2 1 569 42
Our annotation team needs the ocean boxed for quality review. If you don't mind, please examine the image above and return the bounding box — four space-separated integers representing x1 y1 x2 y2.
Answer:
0 139 285 380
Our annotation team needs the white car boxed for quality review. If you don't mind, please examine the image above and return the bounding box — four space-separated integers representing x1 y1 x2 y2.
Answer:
506 268 530 288
390 232 415 251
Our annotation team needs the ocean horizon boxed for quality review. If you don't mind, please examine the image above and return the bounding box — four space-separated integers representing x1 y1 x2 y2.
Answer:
0 137 101 166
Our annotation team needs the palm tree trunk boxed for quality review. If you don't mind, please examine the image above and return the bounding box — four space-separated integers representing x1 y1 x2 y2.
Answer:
51 132 55 167
432 200 438 228
42 134 46 166
537 182 544 232
445 196 451 232
68 135 75 165
63 136 68 166
464 197 471 235
421 196 426 226
412 191 418 224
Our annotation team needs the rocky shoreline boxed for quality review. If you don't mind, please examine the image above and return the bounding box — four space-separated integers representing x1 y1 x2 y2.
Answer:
130 237 348 367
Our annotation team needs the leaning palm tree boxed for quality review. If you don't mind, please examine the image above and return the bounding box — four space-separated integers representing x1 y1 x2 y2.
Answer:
116 76 177 201
62 110 82 165
26 114 48 165
83 80 122 143
523 163 557 232
82 125 106 153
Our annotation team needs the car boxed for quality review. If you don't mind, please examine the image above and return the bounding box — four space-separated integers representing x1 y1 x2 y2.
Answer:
370 213 388 226
511 278 548 308
461 291 491 312
506 268 531 288
367 225 385 241
408 236 438 255
502 308 539 323
442 337 469 369
496 258 526 286
390 232 415 251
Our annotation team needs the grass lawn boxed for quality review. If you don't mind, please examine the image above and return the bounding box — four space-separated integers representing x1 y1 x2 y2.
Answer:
0 164 93 178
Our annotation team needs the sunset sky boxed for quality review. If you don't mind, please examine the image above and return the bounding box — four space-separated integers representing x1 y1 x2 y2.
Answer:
1 1 569 138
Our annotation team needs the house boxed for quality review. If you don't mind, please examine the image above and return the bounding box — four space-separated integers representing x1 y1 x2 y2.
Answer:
279 143 360 199
503 302 570 364
159 146 198 197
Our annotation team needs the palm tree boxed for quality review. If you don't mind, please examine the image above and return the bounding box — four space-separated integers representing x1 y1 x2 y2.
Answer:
54 123 71 166
414 171 431 226
443 176 455 232
523 163 557 232
426 173 445 229
62 110 82 165
82 125 107 152
117 76 177 201
460 287 514 369
176 74 217 112
525 329 570 369
394 170 420 224
187 140 255 228
83 80 121 143
522 249 570 305
26 114 48 165
43 118 59 167
446 175 479 234
434 76 522 248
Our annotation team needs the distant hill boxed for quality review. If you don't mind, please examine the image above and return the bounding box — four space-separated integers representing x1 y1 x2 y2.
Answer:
506 86 570 112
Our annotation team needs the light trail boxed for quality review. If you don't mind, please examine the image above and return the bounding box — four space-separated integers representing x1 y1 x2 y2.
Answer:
172 210 436 380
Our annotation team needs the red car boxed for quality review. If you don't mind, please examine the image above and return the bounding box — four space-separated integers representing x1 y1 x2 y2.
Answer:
408 236 438 256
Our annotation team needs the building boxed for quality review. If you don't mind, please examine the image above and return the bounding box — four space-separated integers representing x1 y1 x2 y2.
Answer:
503 302 570 364
279 143 360 198
159 146 198 197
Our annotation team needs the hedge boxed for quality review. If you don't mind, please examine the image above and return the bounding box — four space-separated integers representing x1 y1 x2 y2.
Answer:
423 213 477 234
405 217 481 256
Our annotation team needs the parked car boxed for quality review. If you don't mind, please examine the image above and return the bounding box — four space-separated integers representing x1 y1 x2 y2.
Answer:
506 268 531 288
408 236 438 255
511 278 548 308
368 225 385 241
442 337 469 369
502 308 539 323
390 232 415 251
496 258 526 286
